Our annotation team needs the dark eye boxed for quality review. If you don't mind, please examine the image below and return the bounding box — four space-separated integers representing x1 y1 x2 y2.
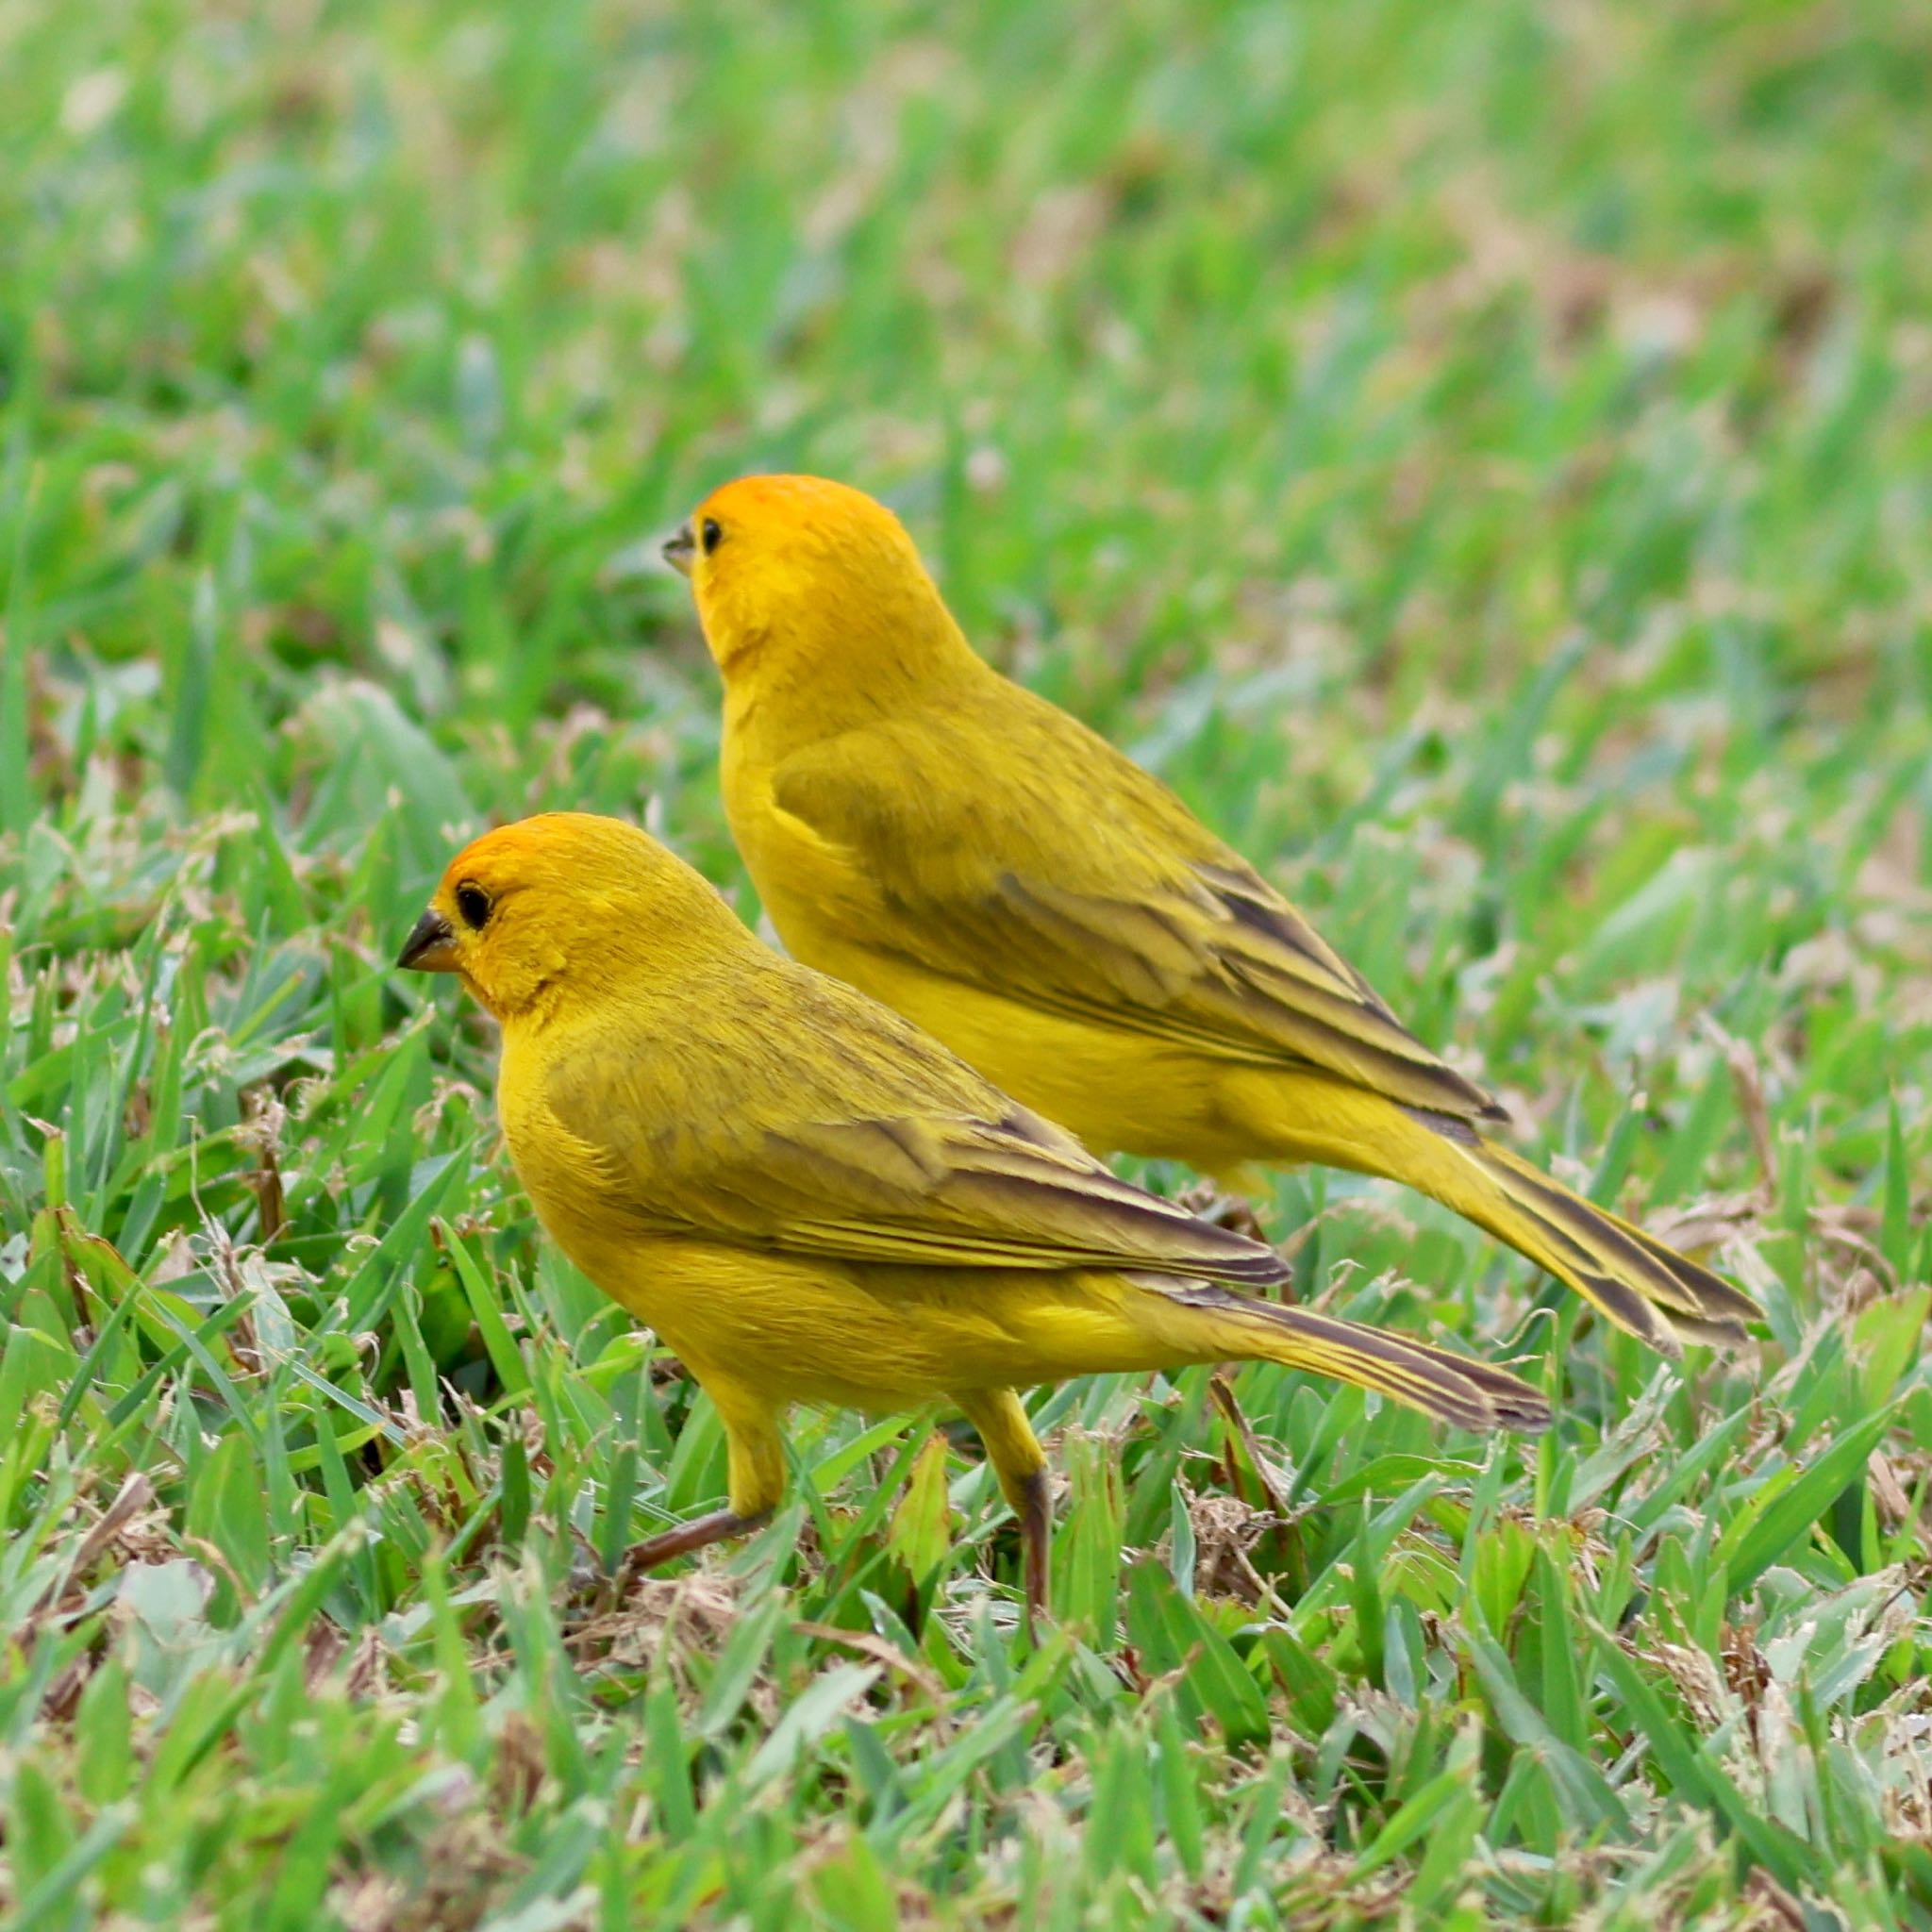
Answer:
701 517 723 555
455 882 491 931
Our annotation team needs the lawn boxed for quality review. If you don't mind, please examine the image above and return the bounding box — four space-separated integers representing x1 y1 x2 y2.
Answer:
5 0 1932 1924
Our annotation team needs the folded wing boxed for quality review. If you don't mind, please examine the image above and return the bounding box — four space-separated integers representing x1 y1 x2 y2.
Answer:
768 696 1505 1124
540 961 1286 1289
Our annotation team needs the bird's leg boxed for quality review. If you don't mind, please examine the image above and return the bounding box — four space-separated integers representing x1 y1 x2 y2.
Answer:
624 1390 787 1576
951 1387 1053 1634
1016 1465 1052 1630
1176 1179 1272 1251
624 1507 772 1572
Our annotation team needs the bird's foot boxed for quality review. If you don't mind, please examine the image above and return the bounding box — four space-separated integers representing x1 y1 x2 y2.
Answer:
623 1507 772 1574
1177 1184 1270 1246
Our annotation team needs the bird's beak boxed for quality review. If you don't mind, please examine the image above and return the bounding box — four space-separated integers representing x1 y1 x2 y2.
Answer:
396 908 458 973
661 523 695 577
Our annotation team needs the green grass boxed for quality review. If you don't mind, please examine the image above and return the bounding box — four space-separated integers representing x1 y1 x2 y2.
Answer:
5 0 1932 1924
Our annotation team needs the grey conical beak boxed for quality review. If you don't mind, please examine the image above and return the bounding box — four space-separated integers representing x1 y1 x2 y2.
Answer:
396 908 457 972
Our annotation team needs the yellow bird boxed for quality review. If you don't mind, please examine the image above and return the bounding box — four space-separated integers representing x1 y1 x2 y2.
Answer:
398 812 1550 1612
664 475 1757 1355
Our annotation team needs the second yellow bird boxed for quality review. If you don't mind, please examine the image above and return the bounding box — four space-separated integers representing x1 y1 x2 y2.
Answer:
664 475 1757 1355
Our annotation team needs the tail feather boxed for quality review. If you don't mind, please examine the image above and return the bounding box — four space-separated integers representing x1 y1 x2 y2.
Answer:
1447 1138 1758 1353
1168 1284 1552 1434
1228 1071 1757 1358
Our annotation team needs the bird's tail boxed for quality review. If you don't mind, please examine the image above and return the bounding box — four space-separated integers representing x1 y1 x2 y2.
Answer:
1221 1071 1759 1355
1158 1284 1552 1433
1425 1131 1757 1354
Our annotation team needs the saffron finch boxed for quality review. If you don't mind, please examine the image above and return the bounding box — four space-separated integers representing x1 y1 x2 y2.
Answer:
398 811 1549 1612
665 475 1757 1355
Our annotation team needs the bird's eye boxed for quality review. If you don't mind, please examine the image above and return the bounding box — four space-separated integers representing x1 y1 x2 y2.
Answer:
701 517 723 555
455 882 492 931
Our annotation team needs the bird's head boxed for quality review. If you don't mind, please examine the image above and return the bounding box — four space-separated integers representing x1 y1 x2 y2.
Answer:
663 475 974 698
397 811 745 1022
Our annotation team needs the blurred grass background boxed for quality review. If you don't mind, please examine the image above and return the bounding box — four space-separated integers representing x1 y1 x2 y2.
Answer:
4 1 1932 1925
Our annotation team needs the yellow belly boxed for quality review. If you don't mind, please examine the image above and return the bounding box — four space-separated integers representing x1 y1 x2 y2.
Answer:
534 1222 1207 1412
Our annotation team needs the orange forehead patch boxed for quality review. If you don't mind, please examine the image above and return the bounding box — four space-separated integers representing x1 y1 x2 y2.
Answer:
697 473 900 537
441 812 651 890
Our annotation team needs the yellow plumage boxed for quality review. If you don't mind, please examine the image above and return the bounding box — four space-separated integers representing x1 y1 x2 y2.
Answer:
670 474 1759 1355
399 812 1549 1608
